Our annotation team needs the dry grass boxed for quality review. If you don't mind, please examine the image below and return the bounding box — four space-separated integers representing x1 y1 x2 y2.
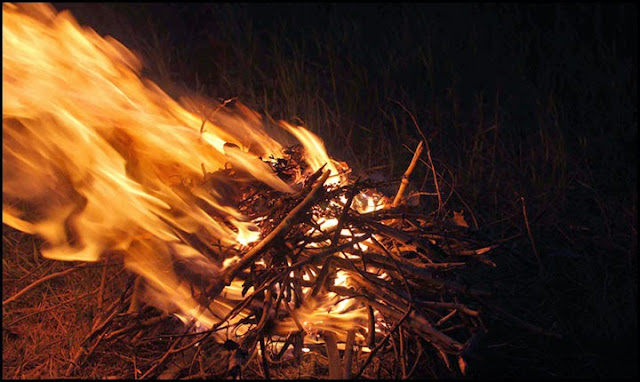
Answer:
2 221 466 379
2 227 129 378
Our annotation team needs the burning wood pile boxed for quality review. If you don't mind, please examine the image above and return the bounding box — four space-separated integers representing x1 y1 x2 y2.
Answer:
3 3 501 379
51 142 497 379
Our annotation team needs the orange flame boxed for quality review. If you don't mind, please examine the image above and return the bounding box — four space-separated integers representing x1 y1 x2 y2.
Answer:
2 3 380 340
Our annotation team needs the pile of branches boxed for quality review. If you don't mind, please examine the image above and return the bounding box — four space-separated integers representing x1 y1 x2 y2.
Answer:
62 143 503 379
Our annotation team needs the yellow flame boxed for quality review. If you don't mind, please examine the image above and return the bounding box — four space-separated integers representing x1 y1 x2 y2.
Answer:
279 121 347 186
2 3 358 331
278 298 368 342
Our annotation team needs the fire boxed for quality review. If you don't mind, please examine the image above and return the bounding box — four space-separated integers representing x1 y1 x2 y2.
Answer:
2 2 368 333
2 6 495 379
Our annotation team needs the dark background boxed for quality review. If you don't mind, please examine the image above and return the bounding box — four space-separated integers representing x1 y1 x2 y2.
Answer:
49 3 637 378
54 3 636 185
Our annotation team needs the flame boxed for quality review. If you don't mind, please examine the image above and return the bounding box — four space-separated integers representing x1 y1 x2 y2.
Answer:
1 3 346 324
2 3 399 352
279 121 346 185
278 297 369 342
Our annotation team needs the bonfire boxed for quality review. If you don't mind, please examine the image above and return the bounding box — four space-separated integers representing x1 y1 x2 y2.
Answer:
3 3 513 379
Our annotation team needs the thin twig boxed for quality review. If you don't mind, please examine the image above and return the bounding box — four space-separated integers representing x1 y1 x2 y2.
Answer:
3 263 88 305
370 236 413 302
331 283 462 352
367 304 376 348
355 306 413 378
284 302 305 332
259 336 270 380
521 196 544 277
97 255 109 310
393 141 424 207
66 300 121 376
392 100 443 211
323 331 342 379
103 315 166 341
407 341 423 378
400 327 407 379
332 179 359 246
343 329 356 379
139 322 195 379
127 276 143 313
223 169 331 285
5 289 96 327
478 297 561 339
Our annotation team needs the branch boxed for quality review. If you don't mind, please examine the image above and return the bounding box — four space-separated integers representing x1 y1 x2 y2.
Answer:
392 141 423 207
3 263 88 305
223 169 331 285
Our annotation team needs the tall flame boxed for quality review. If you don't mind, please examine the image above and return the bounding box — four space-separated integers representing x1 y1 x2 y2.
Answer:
3 3 351 331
